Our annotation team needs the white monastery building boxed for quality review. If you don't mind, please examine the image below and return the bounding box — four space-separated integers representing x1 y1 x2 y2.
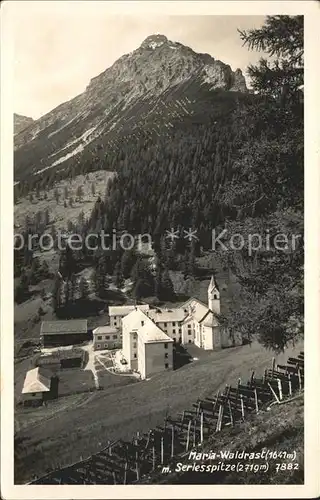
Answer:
122 308 174 379
92 325 122 350
109 304 150 329
110 276 242 379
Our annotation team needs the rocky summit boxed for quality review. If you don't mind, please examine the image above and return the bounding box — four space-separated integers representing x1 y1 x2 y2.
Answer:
14 34 247 182
14 113 34 135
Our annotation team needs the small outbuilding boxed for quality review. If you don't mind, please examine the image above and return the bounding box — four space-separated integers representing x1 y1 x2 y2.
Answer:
40 319 88 347
21 367 52 406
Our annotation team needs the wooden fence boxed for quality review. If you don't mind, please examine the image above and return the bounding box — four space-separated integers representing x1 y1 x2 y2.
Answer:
29 351 304 484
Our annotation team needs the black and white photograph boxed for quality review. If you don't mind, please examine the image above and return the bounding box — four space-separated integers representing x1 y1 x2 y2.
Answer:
1 1 319 498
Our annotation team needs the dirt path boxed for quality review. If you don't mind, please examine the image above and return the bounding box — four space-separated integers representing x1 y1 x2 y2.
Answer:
81 344 100 389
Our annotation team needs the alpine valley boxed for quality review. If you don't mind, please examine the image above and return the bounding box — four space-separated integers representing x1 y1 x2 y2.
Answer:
14 18 304 486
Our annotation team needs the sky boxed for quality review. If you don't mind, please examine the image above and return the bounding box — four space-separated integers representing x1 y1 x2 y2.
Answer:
11 3 267 119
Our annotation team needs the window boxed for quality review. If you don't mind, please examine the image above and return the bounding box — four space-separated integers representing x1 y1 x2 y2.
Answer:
184 309 188 313
165 353 168 359
106 335 110 340
188 331 192 335
179 328 182 333
104 344 108 348
97 344 101 348
188 324 191 330
133 342 137 348
172 329 176 334
97 336 102 340
134 353 137 358
188 339 192 343
114 320 117 326
165 363 169 369
164 322 167 327
141 321 144 326
113 334 117 339
164 343 168 349
172 322 176 326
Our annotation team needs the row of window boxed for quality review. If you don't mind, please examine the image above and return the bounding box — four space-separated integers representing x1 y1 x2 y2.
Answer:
163 321 181 327
96 334 118 341
164 328 182 334
96 343 118 349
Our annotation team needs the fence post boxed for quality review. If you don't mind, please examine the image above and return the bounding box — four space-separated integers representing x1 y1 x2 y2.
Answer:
254 388 259 413
171 425 175 458
277 378 283 400
145 430 151 449
123 461 128 485
186 420 191 451
200 412 204 443
216 404 223 432
271 357 275 379
193 419 196 448
288 373 292 396
240 394 245 419
152 446 156 470
228 400 234 426
297 366 302 391
136 450 140 481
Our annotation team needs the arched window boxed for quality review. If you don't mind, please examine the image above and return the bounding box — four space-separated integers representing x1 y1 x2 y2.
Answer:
213 294 217 300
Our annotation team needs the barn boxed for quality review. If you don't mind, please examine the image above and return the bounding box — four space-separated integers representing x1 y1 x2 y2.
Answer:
40 319 89 347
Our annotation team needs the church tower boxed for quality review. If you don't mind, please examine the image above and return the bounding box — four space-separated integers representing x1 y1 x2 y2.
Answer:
208 275 220 315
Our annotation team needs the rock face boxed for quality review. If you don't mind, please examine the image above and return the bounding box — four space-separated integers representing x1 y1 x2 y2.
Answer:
14 34 248 181
14 114 34 135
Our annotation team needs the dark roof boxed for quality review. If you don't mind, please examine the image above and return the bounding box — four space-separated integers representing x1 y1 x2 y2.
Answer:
40 320 88 335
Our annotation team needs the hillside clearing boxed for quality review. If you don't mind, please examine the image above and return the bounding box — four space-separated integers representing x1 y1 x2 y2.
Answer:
14 340 303 483
14 170 114 230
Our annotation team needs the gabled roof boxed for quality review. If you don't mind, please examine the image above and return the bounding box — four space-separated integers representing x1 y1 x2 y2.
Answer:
181 298 210 324
93 326 118 335
40 320 88 335
181 297 209 311
122 309 173 343
153 308 186 323
108 304 150 317
208 274 219 293
200 310 219 327
22 367 51 394
181 297 220 325
122 308 150 331
138 322 173 344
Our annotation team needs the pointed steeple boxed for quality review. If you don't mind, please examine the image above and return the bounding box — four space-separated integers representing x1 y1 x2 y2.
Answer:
208 274 220 314
208 274 219 293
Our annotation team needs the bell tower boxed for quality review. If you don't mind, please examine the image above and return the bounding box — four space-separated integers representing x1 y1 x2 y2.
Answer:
208 275 220 315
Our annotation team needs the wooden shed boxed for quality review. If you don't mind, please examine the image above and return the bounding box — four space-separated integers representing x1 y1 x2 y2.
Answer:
21 367 52 406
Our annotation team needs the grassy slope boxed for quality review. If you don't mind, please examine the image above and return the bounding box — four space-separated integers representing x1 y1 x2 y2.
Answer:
14 340 303 483
142 394 304 485
14 170 114 229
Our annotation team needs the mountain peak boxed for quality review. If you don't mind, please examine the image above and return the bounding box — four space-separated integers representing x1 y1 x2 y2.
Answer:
14 113 34 135
140 34 171 50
